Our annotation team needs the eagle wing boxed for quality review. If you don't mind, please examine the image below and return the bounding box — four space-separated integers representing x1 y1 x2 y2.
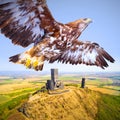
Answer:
58 40 115 69
0 0 55 47
9 38 115 71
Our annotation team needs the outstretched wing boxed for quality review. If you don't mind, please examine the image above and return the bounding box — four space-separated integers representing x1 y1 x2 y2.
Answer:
0 0 55 47
59 40 115 69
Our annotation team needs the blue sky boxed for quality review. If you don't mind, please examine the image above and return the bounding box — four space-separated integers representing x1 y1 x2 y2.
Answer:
0 0 120 72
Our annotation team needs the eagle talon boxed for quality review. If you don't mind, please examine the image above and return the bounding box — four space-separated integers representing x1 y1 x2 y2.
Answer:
33 60 39 68
25 58 31 68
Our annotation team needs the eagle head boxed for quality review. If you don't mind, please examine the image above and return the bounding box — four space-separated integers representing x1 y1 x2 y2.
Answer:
78 18 92 32
67 18 92 32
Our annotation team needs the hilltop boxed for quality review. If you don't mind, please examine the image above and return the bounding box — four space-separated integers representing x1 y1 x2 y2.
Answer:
0 72 120 120
7 86 120 120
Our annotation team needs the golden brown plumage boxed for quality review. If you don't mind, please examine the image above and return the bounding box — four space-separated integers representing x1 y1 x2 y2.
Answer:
0 0 115 71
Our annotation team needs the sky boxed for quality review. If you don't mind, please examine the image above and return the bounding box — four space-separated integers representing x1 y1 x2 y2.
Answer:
0 0 120 73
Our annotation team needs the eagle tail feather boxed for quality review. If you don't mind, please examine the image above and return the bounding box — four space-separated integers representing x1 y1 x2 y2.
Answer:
9 51 45 71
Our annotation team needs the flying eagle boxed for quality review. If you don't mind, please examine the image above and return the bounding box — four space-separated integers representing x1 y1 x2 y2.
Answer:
0 0 115 71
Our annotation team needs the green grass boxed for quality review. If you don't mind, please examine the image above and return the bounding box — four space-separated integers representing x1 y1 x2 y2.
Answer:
103 86 120 91
1 88 39 97
0 86 41 120
0 79 22 85
95 94 120 120
0 95 10 104
0 94 29 120
0 80 43 120
59 76 82 81
87 79 106 86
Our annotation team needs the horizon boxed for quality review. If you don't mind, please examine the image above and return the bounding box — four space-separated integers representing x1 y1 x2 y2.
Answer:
0 69 120 76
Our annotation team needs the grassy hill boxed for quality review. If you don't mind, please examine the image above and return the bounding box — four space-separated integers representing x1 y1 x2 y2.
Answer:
0 74 120 120
7 86 120 120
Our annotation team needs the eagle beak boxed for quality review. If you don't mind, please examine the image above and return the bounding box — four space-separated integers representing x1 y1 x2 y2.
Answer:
84 18 92 24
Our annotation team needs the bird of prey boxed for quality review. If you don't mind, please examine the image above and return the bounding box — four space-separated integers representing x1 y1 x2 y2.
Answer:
0 0 115 71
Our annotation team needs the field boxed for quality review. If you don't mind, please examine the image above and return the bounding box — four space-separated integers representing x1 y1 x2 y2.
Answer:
0 76 46 120
59 73 120 95
0 72 120 120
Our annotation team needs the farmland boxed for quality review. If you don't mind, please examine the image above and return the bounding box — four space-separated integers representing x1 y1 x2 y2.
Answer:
0 71 120 120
